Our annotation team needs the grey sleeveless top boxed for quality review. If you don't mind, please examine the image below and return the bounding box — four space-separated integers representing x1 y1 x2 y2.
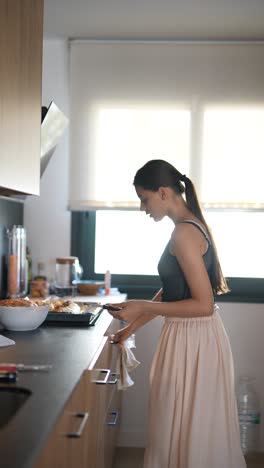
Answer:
158 220 214 302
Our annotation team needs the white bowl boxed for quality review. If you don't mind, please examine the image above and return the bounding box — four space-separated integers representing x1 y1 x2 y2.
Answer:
0 305 50 331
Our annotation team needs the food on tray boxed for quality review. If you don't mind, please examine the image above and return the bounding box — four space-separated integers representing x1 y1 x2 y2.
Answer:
30 298 51 306
49 299 98 314
50 300 81 314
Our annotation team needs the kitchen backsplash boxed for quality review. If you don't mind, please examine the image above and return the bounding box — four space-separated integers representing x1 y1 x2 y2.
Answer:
0 198 23 298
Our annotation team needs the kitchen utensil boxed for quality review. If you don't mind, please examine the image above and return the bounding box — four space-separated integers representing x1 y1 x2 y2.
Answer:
102 305 122 312
0 371 17 382
0 364 52 372
45 302 103 326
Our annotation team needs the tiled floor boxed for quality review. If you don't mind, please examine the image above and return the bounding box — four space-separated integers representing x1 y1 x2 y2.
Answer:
113 447 264 468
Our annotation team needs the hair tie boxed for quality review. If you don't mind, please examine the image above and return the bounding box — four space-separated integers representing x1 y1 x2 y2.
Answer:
180 174 187 182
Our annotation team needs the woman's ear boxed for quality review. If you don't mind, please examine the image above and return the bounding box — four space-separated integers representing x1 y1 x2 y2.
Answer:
158 187 167 200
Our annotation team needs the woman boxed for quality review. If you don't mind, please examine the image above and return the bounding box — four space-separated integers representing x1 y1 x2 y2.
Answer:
108 160 246 468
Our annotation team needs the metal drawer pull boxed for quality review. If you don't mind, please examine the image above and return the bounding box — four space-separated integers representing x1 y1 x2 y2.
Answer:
95 369 111 384
106 411 119 426
66 412 89 438
107 372 118 385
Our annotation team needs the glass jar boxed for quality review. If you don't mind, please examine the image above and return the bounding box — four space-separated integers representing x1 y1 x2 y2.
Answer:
55 257 82 297
7 225 27 298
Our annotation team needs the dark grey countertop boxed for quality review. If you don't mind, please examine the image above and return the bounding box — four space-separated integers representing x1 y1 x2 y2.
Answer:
0 310 115 468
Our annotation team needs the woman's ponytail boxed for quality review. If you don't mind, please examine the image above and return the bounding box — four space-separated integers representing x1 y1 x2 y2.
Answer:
180 175 206 224
180 174 229 295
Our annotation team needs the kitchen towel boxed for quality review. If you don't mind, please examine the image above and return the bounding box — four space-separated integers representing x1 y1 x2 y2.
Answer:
116 341 140 391
0 335 15 347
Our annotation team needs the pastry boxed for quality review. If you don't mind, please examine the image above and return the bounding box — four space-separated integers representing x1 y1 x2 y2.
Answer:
0 298 35 307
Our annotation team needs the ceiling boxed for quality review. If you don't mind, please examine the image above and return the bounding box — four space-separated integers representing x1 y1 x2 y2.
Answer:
43 0 264 41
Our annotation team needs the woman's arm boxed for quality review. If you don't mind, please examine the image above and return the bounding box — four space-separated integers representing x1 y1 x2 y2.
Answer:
128 287 162 332
110 288 162 345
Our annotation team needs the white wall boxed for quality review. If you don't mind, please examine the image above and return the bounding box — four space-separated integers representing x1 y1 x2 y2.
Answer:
24 39 70 281
118 302 264 450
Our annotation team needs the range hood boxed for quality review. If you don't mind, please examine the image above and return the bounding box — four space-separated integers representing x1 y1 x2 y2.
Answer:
40 101 69 177
10 102 69 201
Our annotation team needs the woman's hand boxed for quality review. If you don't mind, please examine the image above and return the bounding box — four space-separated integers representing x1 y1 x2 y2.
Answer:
110 325 134 349
106 300 147 323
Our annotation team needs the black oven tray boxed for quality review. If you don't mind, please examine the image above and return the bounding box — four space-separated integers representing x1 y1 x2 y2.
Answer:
44 305 103 327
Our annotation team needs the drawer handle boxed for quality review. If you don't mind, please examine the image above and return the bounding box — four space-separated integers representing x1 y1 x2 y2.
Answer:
106 411 119 426
66 412 89 438
108 372 118 385
95 369 111 384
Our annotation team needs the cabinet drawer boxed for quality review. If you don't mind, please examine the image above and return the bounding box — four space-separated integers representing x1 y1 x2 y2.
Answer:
90 336 119 418
35 377 90 468
104 388 122 468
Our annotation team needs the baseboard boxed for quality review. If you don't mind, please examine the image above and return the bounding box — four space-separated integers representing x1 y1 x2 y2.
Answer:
117 430 146 448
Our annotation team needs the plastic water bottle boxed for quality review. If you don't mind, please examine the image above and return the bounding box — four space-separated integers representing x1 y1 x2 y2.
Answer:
237 376 261 454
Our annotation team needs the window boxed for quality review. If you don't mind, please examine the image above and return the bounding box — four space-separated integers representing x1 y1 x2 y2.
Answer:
92 107 190 206
95 210 174 275
94 210 264 279
72 104 264 302
205 211 264 279
202 107 264 208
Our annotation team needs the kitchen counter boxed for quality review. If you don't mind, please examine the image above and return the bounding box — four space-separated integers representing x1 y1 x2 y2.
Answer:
0 294 126 468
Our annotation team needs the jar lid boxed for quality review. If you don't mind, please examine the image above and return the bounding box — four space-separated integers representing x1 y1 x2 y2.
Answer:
56 256 78 265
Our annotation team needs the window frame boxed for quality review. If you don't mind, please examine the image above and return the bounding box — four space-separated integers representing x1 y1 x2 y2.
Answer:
71 211 264 303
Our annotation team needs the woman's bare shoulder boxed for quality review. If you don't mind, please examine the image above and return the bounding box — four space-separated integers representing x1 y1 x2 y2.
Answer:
170 222 202 254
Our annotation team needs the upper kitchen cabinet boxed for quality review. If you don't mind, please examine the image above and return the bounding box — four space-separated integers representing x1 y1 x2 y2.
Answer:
0 0 43 196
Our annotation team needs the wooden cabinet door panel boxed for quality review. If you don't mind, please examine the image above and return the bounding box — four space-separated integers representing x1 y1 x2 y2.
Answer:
0 0 43 195
35 376 90 468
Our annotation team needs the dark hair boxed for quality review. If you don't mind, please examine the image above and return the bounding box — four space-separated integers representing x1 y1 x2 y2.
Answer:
134 159 229 295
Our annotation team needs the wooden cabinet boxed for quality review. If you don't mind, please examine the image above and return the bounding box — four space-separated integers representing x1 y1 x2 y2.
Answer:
0 0 43 196
34 376 91 468
35 320 122 468
88 334 121 468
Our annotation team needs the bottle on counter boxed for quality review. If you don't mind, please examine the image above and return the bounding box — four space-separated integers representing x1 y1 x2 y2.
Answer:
7 225 27 298
104 270 111 295
237 376 261 454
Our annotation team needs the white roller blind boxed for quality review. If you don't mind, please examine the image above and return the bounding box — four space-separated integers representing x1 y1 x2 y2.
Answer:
69 41 264 210
201 106 264 208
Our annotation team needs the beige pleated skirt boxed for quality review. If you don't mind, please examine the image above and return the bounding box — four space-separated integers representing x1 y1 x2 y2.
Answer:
143 306 246 468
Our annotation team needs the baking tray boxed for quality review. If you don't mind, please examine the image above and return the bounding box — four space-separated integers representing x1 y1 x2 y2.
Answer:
44 303 103 327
